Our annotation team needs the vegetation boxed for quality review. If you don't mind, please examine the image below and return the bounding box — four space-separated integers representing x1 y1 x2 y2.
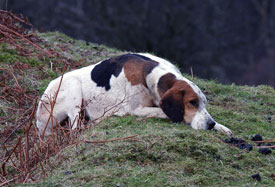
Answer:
0 32 274 186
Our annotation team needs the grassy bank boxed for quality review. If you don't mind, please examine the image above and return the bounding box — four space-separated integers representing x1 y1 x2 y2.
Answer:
0 32 274 186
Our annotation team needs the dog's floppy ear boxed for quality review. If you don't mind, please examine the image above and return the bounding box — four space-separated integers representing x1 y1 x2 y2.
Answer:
160 89 184 123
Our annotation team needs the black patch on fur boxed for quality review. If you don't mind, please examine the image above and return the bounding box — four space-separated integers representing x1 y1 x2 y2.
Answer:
157 73 176 95
91 54 158 90
131 53 152 61
160 94 183 123
91 58 123 90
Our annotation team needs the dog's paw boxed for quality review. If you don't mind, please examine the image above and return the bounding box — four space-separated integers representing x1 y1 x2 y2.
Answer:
214 123 233 137
223 127 233 137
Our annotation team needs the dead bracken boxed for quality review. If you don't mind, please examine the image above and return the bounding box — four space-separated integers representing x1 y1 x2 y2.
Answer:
0 11 137 185
0 10 52 57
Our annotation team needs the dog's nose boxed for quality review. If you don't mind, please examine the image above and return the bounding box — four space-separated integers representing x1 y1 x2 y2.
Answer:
207 120 216 130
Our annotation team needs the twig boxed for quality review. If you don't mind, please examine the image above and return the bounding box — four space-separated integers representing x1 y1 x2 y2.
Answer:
23 173 30 184
209 134 225 144
256 145 275 149
19 141 23 175
34 150 46 178
254 138 275 143
41 67 66 138
24 100 37 175
208 134 240 149
190 67 193 79
0 176 19 187
0 10 32 26
8 68 23 90
1 137 22 176
2 121 26 144
0 23 53 57
81 134 139 144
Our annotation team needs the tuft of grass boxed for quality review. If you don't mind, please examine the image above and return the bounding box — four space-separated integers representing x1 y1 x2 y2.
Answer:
1 32 274 186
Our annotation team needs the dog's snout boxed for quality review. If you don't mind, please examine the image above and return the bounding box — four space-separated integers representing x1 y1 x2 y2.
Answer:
207 120 216 130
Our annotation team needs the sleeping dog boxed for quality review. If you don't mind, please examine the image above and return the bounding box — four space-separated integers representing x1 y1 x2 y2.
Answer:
36 53 232 136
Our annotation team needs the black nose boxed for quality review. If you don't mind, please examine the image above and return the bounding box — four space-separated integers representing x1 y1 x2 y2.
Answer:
207 120 216 130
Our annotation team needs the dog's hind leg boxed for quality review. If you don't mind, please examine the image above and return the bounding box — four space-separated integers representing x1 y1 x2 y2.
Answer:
57 77 83 130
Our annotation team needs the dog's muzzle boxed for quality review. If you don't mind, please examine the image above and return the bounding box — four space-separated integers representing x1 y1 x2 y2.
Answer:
207 120 216 130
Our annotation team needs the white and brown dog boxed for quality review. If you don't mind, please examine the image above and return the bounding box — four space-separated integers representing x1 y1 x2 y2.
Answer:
36 53 232 136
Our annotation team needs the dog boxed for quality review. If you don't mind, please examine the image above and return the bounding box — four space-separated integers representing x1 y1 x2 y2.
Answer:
36 53 232 136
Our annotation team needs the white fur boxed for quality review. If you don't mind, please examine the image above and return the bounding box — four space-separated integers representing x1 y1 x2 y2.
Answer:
36 53 232 136
139 53 232 136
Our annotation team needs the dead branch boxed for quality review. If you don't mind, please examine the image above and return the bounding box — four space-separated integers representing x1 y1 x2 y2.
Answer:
81 134 139 144
190 67 194 79
256 145 275 149
0 10 53 58
2 120 27 144
0 10 32 26
0 24 53 57
0 10 141 184
1 137 22 176
253 138 275 143
0 176 19 186
41 67 66 138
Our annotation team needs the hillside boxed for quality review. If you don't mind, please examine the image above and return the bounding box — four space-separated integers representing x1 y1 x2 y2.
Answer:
0 32 274 186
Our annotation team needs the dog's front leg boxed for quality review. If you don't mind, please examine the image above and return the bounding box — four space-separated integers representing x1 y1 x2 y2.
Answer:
214 123 233 137
131 106 168 119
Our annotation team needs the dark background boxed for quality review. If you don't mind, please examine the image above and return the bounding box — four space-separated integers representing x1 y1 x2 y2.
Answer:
1 0 274 86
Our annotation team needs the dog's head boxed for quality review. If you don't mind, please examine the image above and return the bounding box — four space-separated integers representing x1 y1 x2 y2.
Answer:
159 78 216 130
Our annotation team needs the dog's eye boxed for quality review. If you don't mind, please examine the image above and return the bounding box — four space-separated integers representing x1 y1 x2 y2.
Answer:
189 100 198 107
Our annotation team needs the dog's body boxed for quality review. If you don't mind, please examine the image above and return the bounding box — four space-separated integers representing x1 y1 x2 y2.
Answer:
36 53 232 136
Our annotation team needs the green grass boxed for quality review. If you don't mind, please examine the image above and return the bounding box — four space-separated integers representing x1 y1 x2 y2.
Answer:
38 83 275 186
0 32 274 186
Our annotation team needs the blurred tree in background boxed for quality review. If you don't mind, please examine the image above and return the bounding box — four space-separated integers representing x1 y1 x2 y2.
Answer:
1 0 274 86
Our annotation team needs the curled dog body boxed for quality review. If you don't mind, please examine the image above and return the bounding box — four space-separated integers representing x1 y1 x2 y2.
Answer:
36 53 232 136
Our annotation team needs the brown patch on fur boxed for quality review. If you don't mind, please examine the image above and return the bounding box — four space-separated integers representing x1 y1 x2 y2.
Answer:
157 73 176 97
159 77 199 123
124 56 158 87
124 61 146 86
160 87 184 122
173 80 199 123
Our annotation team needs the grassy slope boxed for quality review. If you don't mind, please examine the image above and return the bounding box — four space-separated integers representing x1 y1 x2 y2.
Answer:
1 32 274 186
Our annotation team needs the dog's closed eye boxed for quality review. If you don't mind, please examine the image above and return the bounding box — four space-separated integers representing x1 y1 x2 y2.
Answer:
189 100 199 107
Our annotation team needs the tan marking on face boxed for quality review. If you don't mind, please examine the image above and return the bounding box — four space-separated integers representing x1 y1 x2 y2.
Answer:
184 98 199 124
171 80 199 124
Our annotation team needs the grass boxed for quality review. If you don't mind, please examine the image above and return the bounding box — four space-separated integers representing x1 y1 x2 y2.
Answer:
38 83 275 186
0 32 274 186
